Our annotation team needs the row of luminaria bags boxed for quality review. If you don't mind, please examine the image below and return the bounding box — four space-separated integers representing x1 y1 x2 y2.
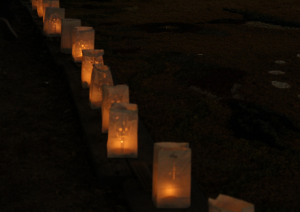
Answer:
30 0 255 210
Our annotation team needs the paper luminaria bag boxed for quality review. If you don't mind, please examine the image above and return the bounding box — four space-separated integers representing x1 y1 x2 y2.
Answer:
72 26 95 63
152 142 191 208
208 194 255 212
42 0 59 22
89 65 114 109
101 84 129 133
107 103 138 158
43 7 65 37
32 0 37 10
82 49 105 88
61 19 81 54
37 0 44 17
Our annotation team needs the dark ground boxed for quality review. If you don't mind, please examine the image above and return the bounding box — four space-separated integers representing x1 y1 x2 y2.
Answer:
1 0 300 211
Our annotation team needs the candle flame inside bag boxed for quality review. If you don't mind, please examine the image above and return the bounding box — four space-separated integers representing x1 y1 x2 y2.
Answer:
71 27 95 62
107 103 138 158
152 142 191 208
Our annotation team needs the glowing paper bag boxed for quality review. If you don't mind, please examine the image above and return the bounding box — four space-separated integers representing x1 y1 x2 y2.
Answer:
101 84 129 133
42 0 59 22
208 194 254 212
89 64 114 109
37 0 44 17
107 103 138 158
72 26 95 63
152 142 191 208
61 19 81 53
43 7 65 37
82 49 104 88
32 0 38 10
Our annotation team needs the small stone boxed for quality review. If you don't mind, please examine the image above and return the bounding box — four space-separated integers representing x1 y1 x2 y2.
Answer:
297 54 300 58
189 86 221 100
268 70 285 75
231 83 242 94
274 60 286 64
164 25 179 30
271 81 291 89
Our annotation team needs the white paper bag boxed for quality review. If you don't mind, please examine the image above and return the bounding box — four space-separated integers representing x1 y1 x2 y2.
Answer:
208 194 255 212
152 142 191 208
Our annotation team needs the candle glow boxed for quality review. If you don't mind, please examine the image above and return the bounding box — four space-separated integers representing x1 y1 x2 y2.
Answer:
161 184 178 197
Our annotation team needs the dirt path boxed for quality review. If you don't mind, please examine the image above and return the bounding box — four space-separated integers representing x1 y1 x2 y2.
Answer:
0 1 129 211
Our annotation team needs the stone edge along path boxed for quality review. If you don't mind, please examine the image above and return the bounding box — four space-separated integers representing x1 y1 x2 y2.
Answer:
20 0 209 211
